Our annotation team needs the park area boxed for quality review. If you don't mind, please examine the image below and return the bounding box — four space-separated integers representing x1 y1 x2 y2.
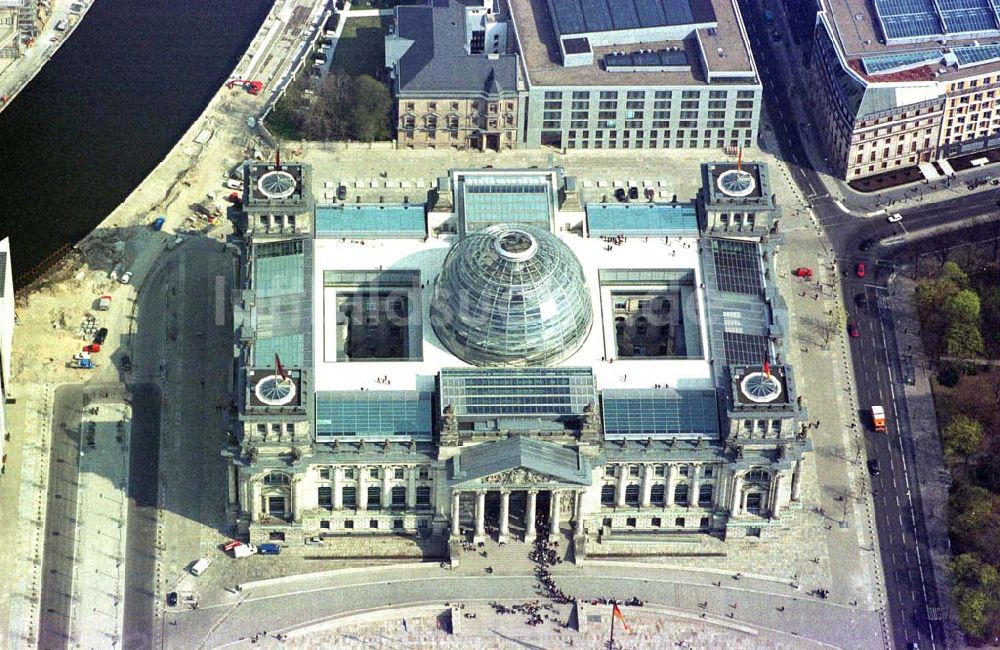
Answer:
265 16 393 142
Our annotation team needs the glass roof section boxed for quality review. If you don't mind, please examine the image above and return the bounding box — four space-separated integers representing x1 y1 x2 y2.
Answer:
954 43 1000 67
861 50 942 75
708 239 762 296
604 49 690 69
440 367 597 418
316 204 426 239
602 388 720 439
458 175 554 236
430 223 593 367
586 203 698 237
251 239 312 369
315 391 433 440
549 0 698 36
873 0 1000 43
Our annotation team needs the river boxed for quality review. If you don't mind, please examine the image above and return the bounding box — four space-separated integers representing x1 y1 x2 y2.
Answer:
0 0 273 279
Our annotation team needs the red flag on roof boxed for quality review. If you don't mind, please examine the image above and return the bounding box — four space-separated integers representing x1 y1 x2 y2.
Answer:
275 353 288 381
763 357 771 379
612 603 630 632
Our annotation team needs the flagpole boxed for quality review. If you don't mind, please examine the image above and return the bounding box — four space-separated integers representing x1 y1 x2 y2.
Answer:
608 604 616 649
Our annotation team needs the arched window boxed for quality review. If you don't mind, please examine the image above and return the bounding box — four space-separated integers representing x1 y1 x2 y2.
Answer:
674 484 689 506
651 484 666 505
747 468 769 483
416 486 432 507
625 484 640 505
601 484 616 505
263 472 290 485
698 484 714 507
318 486 333 510
391 486 406 507
367 486 381 509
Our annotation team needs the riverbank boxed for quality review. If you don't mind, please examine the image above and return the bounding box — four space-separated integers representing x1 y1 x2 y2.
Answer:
0 0 94 114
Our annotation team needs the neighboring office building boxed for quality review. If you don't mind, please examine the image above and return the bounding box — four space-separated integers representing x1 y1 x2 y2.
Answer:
508 0 762 150
226 162 811 559
813 0 1000 181
386 0 520 151
0 238 13 473
386 0 762 151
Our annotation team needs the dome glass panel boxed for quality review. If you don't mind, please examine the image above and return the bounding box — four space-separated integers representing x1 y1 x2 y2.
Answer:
430 223 593 366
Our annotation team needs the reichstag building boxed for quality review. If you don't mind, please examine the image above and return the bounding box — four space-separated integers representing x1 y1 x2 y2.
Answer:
227 161 810 562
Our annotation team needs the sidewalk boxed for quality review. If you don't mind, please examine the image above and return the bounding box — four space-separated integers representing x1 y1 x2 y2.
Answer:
70 402 130 648
887 277 960 648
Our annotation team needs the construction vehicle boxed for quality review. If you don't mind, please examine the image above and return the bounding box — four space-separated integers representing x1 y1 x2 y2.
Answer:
226 79 263 95
71 358 94 369
871 406 886 433
97 295 112 311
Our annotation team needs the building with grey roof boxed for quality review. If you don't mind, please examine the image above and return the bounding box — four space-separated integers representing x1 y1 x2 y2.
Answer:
227 163 810 560
386 0 761 151
812 0 1000 181
386 0 521 150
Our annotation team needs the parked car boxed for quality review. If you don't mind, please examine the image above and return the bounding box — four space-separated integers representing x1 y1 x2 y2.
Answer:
628 186 639 200
257 543 281 555
856 262 866 278
793 267 813 278
152 216 166 231
305 536 324 546
854 293 867 309
119 271 133 284
83 343 101 353
848 321 860 338
867 459 880 476
94 327 108 345
120 355 132 372
614 188 628 202
166 591 178 607
888 213 903 223
336 185 347 201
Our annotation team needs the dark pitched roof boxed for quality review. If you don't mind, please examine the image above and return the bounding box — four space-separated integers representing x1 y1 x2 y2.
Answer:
450 436 593 487
394 0 518 96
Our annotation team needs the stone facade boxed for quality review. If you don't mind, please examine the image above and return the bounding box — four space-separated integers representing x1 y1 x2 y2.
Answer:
397 96 519 151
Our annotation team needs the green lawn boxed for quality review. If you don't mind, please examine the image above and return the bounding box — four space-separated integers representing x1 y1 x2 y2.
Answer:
329 17 389 79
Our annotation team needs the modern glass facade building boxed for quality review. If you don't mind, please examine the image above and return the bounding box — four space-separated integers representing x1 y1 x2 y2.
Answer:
430 224 593 367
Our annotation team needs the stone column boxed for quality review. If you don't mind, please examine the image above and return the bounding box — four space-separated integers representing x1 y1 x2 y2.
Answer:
292 477 304 523
615 466 627 508
730 474 743 515
771 473 784 519
690 466 701 509
357 467 368 511
451 491 461 537
640 465 653 508
549 491 562 541
250 479 262 523
665 465 676 508
499 491 510 543
573 491 585 536
406 467 417 509
474 491 487 542
790 460 802 501
382 467 392 509
333 467 344 510
525 490 538 542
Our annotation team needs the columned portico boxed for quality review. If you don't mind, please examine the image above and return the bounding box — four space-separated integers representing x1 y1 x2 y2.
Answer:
474 491 487 542
549 490 562 541
451 492 461 537
573 491 585 536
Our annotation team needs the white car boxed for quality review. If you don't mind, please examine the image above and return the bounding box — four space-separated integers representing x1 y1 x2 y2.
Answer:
887 213 903 223
120 271 133 284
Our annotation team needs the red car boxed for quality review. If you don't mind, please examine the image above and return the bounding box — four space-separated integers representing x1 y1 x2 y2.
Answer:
856 262 866 278
848 321 860 338
83 343 101 353
793 267 813 278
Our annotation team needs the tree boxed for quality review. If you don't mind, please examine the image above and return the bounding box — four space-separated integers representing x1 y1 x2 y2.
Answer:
944 289 982 325
943 415 984 459
945 320 986 361
941 261 969 288
950 485 1000 561
951 553 1000 639
347 75 391 141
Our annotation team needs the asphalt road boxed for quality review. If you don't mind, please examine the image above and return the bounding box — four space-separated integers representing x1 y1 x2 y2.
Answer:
739 2 1000 647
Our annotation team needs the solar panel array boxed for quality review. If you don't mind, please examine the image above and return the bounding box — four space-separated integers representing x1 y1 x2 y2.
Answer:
954 43 1000 66
861 50 941 74
873 0 1000 42
602 388 720 438
722 331 770 366
550 0 696 36
440 367 596 418
604 49 690 70
315 390 433 440
316 204 427 239
710 239 762 295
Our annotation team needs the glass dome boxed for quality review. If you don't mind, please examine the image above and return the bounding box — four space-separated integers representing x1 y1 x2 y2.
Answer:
430 223 593 366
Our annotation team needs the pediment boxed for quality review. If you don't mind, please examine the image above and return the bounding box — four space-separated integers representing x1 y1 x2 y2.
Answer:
480 468 557 485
